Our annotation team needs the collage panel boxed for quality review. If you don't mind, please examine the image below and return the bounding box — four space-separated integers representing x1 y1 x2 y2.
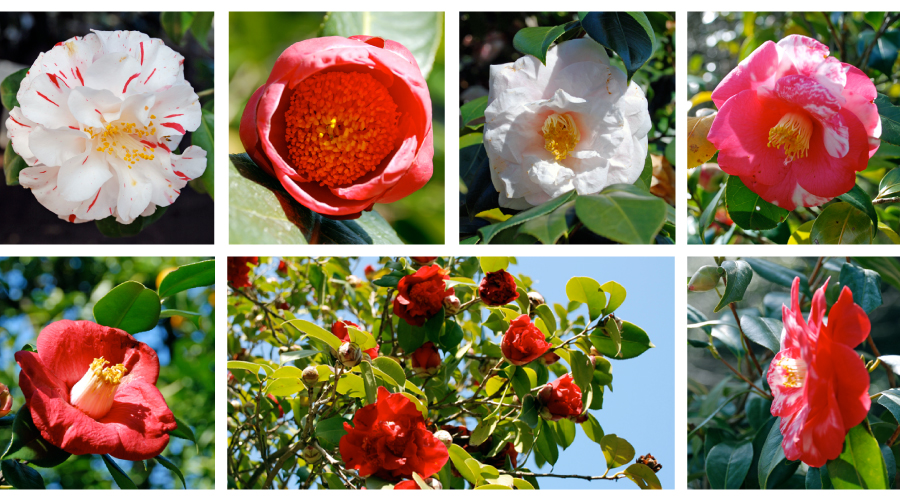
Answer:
0 256 215 488
226 256 674 489
687 12 900 245
687 256 900 489
228 12 445 245
459 12 675 245
0 12 215 244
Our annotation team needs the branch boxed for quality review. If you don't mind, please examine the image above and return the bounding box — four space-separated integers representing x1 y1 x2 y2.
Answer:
873 196 900 205
498 469 625 481
729 303 762 377
314 443 358 489
822 13 846 61
859 14 900 72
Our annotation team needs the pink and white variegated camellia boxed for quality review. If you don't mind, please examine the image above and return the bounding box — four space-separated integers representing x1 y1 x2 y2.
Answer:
5 30 206 224
707 35 881 211
483 38 651 209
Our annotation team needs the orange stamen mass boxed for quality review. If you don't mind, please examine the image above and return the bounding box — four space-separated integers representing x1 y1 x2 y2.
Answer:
284 71 400 187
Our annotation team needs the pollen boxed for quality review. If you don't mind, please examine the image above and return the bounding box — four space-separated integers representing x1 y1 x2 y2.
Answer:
88 119 157 166
69 357 128 419
284 71 399 187
768 111 813 163
542 113 580 161
776 356 807 389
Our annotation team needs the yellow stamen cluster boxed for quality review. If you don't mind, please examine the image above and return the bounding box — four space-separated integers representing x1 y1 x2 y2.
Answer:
542 113 580 161
768 112 813 163
69 357 128 419
284 71 399 187
88 119 157 169
777 356 806 389
89 357 127 384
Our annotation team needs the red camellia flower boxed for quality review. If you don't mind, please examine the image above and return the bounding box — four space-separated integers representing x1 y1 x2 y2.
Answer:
411 257 437 264
410 342 441 376
240 36 433 220
767 277 871 467
394 480 421 489
228 257 258 288
538 373 584 421
332 320 378 360
14 320 176 460
267 394 284 418
340 386 448 479
364 264 377 280
501 315 551 366
393 265 454 326
479 269 520 306
277 260 288 274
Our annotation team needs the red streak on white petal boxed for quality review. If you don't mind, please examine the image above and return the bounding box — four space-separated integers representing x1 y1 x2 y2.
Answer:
48 73 62 89
87 189 101 212
163 114 183 118
140 140 156 149
140 42 144 65
161 122 186 134
157 142 170 153
75 67 85 86
36 92 59 107
143 68 157 85
9 118 30 128
174 170 191 181
122 73 140 93
54 41 64 47
69 126 80 130
58 71 67 80
68 214 76 222
82 156 88 165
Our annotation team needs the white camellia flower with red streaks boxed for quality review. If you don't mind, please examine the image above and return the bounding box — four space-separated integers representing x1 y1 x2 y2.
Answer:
5 30 207 224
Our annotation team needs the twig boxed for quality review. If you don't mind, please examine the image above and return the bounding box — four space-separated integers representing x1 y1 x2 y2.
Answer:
457 297 482 315
873 196 900 205
467 359 504 402
859 14 900 72
729 303 762 377
314 443 358 489
888 424 900 447
263 441 304 489
196 88 214 98
498 469 625 481
822 13 845 61
718 355 771 400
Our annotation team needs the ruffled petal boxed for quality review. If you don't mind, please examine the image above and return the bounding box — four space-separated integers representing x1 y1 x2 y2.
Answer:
822 285 870 348
67 87 122 129
5 107 38 161
98 381 176 461
28 126 88 168
711 41 787 107
81 52 143 96
92 30 184 94
150 83 201 140
18 73 78 129
57 150 113 202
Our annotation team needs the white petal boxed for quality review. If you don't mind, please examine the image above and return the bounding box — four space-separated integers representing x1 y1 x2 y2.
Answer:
109 157 153 223
24 34 103 92
6 107 38 161
92 30 185 94
546 37 611 71
119 93 156 127
67 87 122 128
18 73 78 128
28 127 88 167
81 52 143 96
57 150 113 202
150 83 201 138
526 157 575 199
172 145 207 179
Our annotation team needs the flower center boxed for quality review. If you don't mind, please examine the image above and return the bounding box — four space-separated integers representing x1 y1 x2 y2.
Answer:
88 117 157 169
284 71 400 188
767 112 812 163
776 356 807 389
542 113 580 161
69 357 127 419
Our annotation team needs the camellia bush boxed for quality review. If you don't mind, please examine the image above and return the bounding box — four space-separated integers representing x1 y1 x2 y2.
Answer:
227 256 663 489
460 12 675 244
688 256 900 489
0 257 215 489
688 12 900 244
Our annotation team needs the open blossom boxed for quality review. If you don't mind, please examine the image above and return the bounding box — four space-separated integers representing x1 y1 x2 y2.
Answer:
227 257 258 288
484 38 651 209
393 265 454 326
6 30 206 224
478 269 519 306
538 373 583 421
501 314 551 365
708 35 880 210
410 341 441 376
768 277 871 467
15 320 176 460
240 36 433 219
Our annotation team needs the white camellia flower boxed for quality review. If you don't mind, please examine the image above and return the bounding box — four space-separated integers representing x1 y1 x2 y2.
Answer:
483 38 651 209
5 30 207 224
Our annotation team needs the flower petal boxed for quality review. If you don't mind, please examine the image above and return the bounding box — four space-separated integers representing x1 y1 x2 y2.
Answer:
18 73 78 129
67 86 123 129
28 126 88 168
57 150 113 202
98 381 176 461
5 107 38 161
81 52 143 96
92 30 184 94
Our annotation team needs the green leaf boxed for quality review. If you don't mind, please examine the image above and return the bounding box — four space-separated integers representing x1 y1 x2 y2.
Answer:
102 454 137 489
603 318 622 357
4 144 28 186
470 417 499 447
877 166 900 199
2 405 70 467
321 12 443 78
837 185 877 236
509 366 532 400
440 319 465 351
158 259 214 297
396 310 442 352
95 206 168 238
191 109 215 199
809 202 873 244
159 309 201 320
519 394 540 429
1 459 45 489
600 281 627 315
739 316 782 353
226 360 263 374
479 191 577 244
283 319 342 351
153 455 186 489
580 412 604 444
0 67 27 111
579 12 656 81
853 257 900 291
347 326 378 351
743 258 810 297
589 320 654 359
372 357 406 387
827 423 889 489
697 181 726 242
535 304 557 334
714 260 753 312
315 417 351 449
512 21 581 65
169 416 197 446
758 419 799 489
876 388 900 423
517 200 575 244
624 462 662 489
600 433 635 468
565 276 606 321
461 138 500 219
535 420 559 466
460 95 488 128
725 175 789 230
190 12 214 51
360 361 378 405
706 441 753 489
839 262 883 313
574 184 667 244
93 281 161 334
568 350 594 391
479 257 509 273
265 378 305 397
448 444 481 485
160 12 194 45
876 93 900 148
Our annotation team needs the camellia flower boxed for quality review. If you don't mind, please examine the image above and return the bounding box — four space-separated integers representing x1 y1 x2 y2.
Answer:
410 341 441 376
483 38 651 209
364 264 377 280
14 320 176 460
331 320 379 360
240 36 433 220
6 30 206 224
767 277 871 467
538 373 584 421
393 265 454 326
277 260 288 274
340 386 448 479
707 35 881 210
227 257 258 288
500 314 551 366
478 269 519 306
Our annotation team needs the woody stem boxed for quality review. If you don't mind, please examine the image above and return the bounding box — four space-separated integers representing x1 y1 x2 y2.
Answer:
718 355 771 400
468 359 504 403
729 303 762 377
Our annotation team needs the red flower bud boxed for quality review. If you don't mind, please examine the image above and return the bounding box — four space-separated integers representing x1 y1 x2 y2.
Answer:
443 295 461 315
276 302 290 310
501 315 552 366
364 264 377 280
277 260 288 274
0 383 12 418
542 350 561 366
228 257 258 288
538 374 584 421
410 342 441 377
478 269 519 307
393 265 454 326
267 393 284 418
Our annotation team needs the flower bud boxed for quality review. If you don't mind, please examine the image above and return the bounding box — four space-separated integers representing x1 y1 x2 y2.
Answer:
433 429 453 448
364 264 377 280
410 342 442 377
347 275 363 288
301 445 322 464
411 257 437 265
424 478 442 490
0 383 12 418
528 291 545 317
443 294 461 315
302 366 320 385
688 265 722 292
338 342 362 368
542 351 560 365
636 453 662 472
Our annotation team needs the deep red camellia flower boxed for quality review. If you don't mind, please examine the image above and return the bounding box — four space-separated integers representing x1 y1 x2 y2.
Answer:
479 269 519 306
411 257 437 264
240 36 433 220
15 320 176 460
393 265 454 326
277 260 288 274
538 374 584 421
340 386 448 479
410 342 441 376
501 315 551 366
364 264 377 280
394 480 421 489
767 277 871 467
228 257 258 288
332 320 378 360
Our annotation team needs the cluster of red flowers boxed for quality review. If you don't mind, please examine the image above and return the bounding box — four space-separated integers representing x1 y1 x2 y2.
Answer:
227 257 258 288
393 265 454 326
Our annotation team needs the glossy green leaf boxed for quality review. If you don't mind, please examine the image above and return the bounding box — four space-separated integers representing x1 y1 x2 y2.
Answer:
565 276 606 321
479 191 576 244
1 459 45 489
877 166 900 199
839 262 883 313
876 93 900 148
4 144 28 186
706 441 753 489
314 417 350 449
519 394 540 429
580 412 604 444
470 417 499 447
372 357 406 387
102 454 137 489
226 360 263 374
336 373 366 398
93 281 161 334
827 423 889 489
574 184 667 244
589 320 654 359
0 67 27 111
191 109 215 199
347 326 378 351
554 419 577 450
283 320 342 351
698 182 726 242
460 95 488 128
512 21 581 65
853 257 900 291
2 405 71 467
360 361 378 405
153 455 186 489
579 12 656 81
169 416 197 446
396 309 442 352
448 444 481 484
758 419 799 489
714 260 753 312
265 378 305 397
158 259 214 297
624 463 662 489
535 304 557 334
479 257 509 273
517 200 575 244
95 206 168 238
809 202 873 244
836 185 877 236
743 258 809 297
190 12 214 51
160 12 194 45
461 138 499 219
535 420 559 466
600 433 635 468
603 318 622 357
600 280 626 315
725 175 789 230
876 388 900 423
569 350 594 391
739 316 782 353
